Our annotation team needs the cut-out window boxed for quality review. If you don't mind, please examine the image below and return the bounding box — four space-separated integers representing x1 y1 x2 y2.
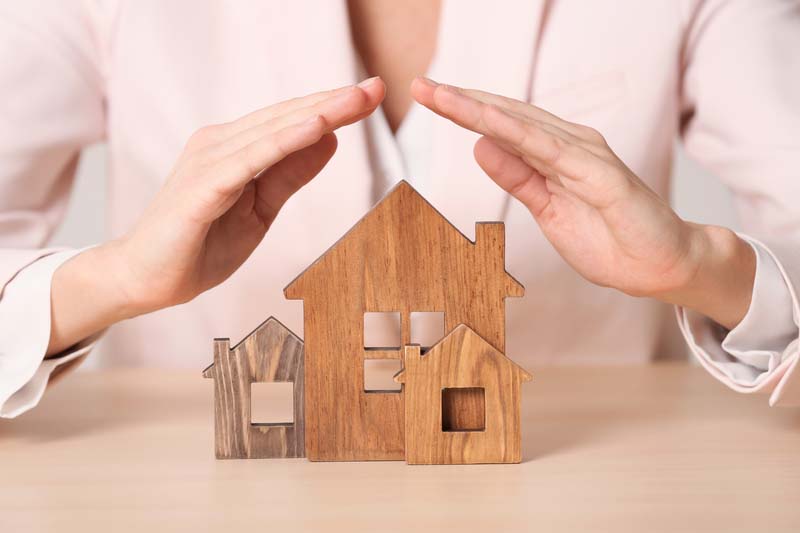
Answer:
364 311 401 348
364 359 402 392
250 382 294 425
442 387 485 432
410 311 445 348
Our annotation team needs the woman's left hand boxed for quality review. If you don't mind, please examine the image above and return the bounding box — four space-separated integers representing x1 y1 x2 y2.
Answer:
411 77 756 330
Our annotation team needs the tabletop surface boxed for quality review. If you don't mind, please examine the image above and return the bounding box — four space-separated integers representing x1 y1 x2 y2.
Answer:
1 364 798 532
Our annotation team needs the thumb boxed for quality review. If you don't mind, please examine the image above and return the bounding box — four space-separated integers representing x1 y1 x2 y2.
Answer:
252 133 338 223
474 136 551 218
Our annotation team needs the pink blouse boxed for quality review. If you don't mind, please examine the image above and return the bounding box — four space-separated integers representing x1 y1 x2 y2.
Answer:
1 0 800 417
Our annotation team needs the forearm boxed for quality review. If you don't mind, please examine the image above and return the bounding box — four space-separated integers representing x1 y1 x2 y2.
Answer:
46 242 142 356
653 224 756 331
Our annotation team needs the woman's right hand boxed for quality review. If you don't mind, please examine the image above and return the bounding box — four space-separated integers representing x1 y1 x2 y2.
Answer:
47 78 385 355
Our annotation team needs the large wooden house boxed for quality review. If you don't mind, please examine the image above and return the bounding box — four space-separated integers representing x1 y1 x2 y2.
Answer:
284 181 525 461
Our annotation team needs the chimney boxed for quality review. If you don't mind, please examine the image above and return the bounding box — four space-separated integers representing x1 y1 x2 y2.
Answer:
474 222 505 272
213 338 231 363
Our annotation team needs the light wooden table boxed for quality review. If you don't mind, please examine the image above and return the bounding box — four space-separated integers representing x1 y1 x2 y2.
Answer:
1 364 798 532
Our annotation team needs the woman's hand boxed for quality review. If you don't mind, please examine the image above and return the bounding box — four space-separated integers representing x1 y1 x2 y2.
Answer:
47 78 385 355
411 77 755 330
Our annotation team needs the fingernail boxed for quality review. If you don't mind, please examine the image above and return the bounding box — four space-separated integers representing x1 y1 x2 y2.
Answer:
302 114 322 126
418 76 439 87
357 76 380 88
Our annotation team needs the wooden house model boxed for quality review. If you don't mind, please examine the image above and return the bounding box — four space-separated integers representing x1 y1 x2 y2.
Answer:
396 324 532 464
204 181 532 464
202 317 304 459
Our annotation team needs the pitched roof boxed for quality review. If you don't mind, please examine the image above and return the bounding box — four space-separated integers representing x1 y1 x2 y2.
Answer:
393 324 533 383
283 180 523 297
201 316 302 379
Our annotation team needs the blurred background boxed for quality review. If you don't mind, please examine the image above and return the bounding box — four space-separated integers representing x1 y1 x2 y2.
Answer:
51 143 740 247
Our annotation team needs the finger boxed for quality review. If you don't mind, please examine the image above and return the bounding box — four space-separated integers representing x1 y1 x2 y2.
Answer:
433 88 628 209
252 133 338 224
412 77 588 139
473 136 551 218
429 87 585 175
461 108 593 162
410 76 441 109
207 81 383 162
482 105 629 209
185 78 384 155
412 77 611 161
425 84 566 164
223 77 384 136
210 114 328 199
266 78 385 133
412 77 522 131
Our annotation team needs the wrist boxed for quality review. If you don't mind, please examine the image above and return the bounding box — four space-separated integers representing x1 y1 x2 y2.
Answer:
47 243 146 356
656 223 756 330
94 238 169 318
54 243 145 323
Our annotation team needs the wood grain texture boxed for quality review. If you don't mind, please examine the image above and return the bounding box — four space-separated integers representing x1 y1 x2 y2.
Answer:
284 181 523 461
5 365 800 532
396 325 532 464
363 348 401 359
202 317 304 459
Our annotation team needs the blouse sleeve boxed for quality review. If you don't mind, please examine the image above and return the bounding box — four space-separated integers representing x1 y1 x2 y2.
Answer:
677 0 800 405
0 1 108 417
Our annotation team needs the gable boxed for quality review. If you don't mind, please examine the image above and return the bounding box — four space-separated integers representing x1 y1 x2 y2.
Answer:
231 316 302 351
284 180 523 299
201 317 303 380
394 324 533 384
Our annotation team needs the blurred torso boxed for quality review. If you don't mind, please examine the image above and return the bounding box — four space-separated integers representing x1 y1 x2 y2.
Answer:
93 0 688 368
347 0 441 132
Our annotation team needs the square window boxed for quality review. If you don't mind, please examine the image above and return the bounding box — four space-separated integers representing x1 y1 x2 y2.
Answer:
364 359 402 392
364 312 401 348
250 382 294 425
410 311 445 348
442 387 485 432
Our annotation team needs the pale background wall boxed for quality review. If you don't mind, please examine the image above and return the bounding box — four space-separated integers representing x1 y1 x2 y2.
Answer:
50 143 741 247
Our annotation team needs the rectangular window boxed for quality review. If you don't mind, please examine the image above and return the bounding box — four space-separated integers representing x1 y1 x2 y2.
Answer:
250 382 294 426
410 311 445 350
363 311 401 348
442 387 485 432
364 359 402 392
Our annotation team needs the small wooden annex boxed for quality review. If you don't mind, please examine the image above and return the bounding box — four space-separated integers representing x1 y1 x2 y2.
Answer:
202 317 304 459
395 324 533 465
